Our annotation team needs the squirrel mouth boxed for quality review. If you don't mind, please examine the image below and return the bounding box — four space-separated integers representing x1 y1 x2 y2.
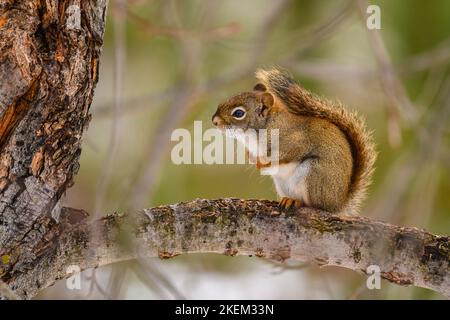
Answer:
214 123 230 131
223 126 240 138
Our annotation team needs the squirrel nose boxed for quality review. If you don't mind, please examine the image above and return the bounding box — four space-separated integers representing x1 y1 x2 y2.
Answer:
212 115 222 126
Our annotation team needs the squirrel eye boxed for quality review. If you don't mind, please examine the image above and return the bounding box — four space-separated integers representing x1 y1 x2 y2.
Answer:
231 107 246 120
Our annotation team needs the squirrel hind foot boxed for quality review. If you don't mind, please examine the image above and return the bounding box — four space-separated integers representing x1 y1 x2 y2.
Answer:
278 197 303 211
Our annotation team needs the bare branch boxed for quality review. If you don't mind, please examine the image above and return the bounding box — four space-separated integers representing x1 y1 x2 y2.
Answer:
92 1 354 120
356 0 417 147
94 0 127 217
126 9 240 40
5 199 448 299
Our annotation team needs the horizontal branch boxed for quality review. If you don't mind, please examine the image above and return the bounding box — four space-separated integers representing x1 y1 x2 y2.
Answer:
6 199 449 299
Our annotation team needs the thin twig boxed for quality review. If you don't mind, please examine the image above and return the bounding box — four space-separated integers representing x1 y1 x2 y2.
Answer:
135 257 185 299
127 9 240 40
367 77 450 222
93 0 126 217
92 1 356 121
92 39 450 119
106 264 128 299
356 0 417 147
283 0 354 63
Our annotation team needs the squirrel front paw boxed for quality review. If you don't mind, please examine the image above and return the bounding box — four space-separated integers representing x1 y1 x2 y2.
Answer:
278 197 303 211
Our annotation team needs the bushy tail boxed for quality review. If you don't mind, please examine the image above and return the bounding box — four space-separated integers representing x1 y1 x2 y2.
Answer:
256 68 376 214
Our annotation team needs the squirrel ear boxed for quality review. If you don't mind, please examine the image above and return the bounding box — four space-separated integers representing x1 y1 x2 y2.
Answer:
257 92 274 117
253 83 267 92
261 92 274 108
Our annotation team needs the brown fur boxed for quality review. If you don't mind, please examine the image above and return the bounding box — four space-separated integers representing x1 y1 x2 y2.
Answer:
255 68 376 214
212 68 376 214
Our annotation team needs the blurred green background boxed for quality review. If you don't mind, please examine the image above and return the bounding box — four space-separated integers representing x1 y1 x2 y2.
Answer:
41 0 450 299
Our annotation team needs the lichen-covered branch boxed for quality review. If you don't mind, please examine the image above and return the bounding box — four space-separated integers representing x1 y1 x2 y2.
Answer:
5 198 448 299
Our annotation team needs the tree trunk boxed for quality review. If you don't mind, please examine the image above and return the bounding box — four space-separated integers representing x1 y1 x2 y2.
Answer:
0 0 107 298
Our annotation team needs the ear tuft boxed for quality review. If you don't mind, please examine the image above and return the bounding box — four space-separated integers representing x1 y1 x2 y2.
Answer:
253 83 267 92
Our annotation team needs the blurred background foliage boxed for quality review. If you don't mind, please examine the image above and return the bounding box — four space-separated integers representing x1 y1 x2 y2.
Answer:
40 0 449 299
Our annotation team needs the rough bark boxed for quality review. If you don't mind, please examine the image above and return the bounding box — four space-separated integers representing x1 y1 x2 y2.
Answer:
4 198 449 299
0 0 107 296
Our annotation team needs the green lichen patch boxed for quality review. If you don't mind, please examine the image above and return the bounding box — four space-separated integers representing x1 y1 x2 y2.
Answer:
1 254 10 265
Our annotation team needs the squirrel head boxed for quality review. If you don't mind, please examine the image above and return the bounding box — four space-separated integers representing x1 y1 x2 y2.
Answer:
212 84 274 131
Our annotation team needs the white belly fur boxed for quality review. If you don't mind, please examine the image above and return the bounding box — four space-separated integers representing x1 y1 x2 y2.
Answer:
261 161 311 205
228 128 310 203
